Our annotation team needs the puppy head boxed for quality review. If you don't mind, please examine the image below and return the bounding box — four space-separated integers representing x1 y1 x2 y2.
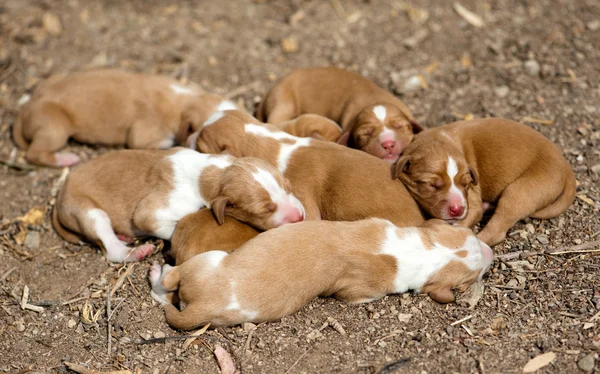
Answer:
345 104 422 163
211 157 305 230
191 110 253 155
179 95 240 145
417 220 493 303
283 114 343 142
394 138 478 222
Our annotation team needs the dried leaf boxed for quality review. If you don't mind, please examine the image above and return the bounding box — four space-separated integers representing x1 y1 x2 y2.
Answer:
182 323 210 350
281 38 299 53
18 207 45 226
522 352 556 373
214 344 239 374
577 195 596 207
43 13 63 36
453 3 485 28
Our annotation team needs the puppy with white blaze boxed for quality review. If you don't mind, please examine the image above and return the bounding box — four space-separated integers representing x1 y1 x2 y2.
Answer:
52 147 305 262
149 219 493 330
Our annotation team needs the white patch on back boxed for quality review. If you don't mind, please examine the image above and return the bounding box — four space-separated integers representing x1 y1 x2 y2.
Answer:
446 156 467 216
153 150 232 239
202 250 228 269
203 111 226 128
277 138 311 174
170 83 197 96
18 94 31 106
373 105 387 122
217 100 237 111
224 280 259 320
245 123 298 141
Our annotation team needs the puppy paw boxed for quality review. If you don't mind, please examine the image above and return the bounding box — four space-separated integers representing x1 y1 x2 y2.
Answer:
55 152 81 167
148 263 162 286
124 243 155 262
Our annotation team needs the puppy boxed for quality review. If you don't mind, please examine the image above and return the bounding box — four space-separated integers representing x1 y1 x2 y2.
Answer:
256 67 423 163
275 114 343 142
12 69 239 167
149 219 494 329
169 209 259 265
193 110 424 227
52 147 304 262
394 118 576 245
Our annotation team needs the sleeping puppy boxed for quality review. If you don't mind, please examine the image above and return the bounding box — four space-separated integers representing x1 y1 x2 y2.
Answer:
394 118 576 245
256 67 423 163
13 69 239 167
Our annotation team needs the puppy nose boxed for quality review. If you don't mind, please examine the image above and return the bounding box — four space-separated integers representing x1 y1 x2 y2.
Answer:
284 209 304 224
448 204 464 217
381 140 395 153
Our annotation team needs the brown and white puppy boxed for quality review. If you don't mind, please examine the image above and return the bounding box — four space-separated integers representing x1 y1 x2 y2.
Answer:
168 209 259 265
256 67 423 163
52 147 304 262
275 114 343 142
193 110 424 227
12 69 239 167
149 219 494 329
394 118 576 246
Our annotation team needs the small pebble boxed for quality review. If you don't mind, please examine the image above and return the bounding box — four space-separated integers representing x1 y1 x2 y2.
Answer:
24 231 40 250
524 60 540 76
154 331 166 339
590 164 600 175
577 354 595 372
402 76 422 94
494 86 510 98
281 38 299 53
16 322 26 332
536 234 549 245
588 20 600 31
67 319 77 328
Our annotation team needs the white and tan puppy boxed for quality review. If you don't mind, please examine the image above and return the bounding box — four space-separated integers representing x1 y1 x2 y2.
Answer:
395 118 576 245
52 147 305 262
256 67 423 163
12 69 239 167
149 219 494 330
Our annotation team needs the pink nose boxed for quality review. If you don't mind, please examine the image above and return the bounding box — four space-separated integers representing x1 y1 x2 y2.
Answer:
283 209 304 224
381 140 395 153
448 204 464 217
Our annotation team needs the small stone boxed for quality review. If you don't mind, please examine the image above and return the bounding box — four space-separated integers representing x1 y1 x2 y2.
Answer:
573 238 583 245
590 164 600 175
67 319 77 329
43 13 63 36
588 20 600 31
367 305 375 312
16 321 25 332
402 75 423 94
140 332 151 340
153 331 166 339
578 126 589 136
524 60 540 77
119 337 131 344
526 223 535 234
24 231 40 250
280 38 299 53
577 354 595 372
506 278 519 287
378 341 387 348
536 234 549 245
398 313 412 323
494 86 510 98
457 281 485 308
243 322 256 332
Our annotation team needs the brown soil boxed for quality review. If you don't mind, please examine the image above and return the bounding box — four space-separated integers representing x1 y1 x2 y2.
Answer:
1 0 599 373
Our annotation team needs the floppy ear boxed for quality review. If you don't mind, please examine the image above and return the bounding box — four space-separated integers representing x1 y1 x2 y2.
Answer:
210 196 229 225
336 131 350 146
393 156 411 179
409 120 424 134
428 286 455 303
469 166 479 186
310 131 326 141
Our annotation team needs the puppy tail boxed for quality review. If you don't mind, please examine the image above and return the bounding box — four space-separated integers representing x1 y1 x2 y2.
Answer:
531 166 577 219
255 97 267 122
12 112 29 149
163 303 207 331
52 205 82 244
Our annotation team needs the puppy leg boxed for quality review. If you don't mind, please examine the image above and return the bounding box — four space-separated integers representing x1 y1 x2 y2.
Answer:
127 120 175 149
456 186 484 228
82 208 154 262
26 127 79 167
149 263 176 305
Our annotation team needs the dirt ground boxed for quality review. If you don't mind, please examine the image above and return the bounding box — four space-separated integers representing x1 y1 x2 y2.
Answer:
0 0 599 373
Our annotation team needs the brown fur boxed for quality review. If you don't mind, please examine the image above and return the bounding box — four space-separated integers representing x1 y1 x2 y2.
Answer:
395 118 576 245
196 110 424 227
13 69 238 167
256 67 423 162
151 219 492 329
169 209 259 265
275 114 343 142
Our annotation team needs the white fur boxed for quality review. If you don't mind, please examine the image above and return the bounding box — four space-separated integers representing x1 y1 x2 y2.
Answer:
203 250 228 269
251 168 306 223
87 209 128 262
378 128 396 143
373 105 387 122
170 83 197 96
379 222 485 293
245 123 298 141
216 100 238 111
18 94 31 106
158 135 176 149
153 150 232 239
446 156 467 218
277 138 311 174
149 263 172 305
203 111 226 128
225 280 258 320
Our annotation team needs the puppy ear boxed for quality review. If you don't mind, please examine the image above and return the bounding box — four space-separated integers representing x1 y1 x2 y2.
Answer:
428 286 455 303
210 196 229 225
393 156 411 179
336 131 350 146
310 131 326 141
409 120 424 134
469 166 479 186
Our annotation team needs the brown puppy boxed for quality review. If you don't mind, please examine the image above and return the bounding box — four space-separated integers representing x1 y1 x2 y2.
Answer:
275 114 343 142
149 219 494 329
169 209 259 265
394 118 576 245
193 110 424 227
13 69 239 167
256 67 423 163
53 147 304 262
